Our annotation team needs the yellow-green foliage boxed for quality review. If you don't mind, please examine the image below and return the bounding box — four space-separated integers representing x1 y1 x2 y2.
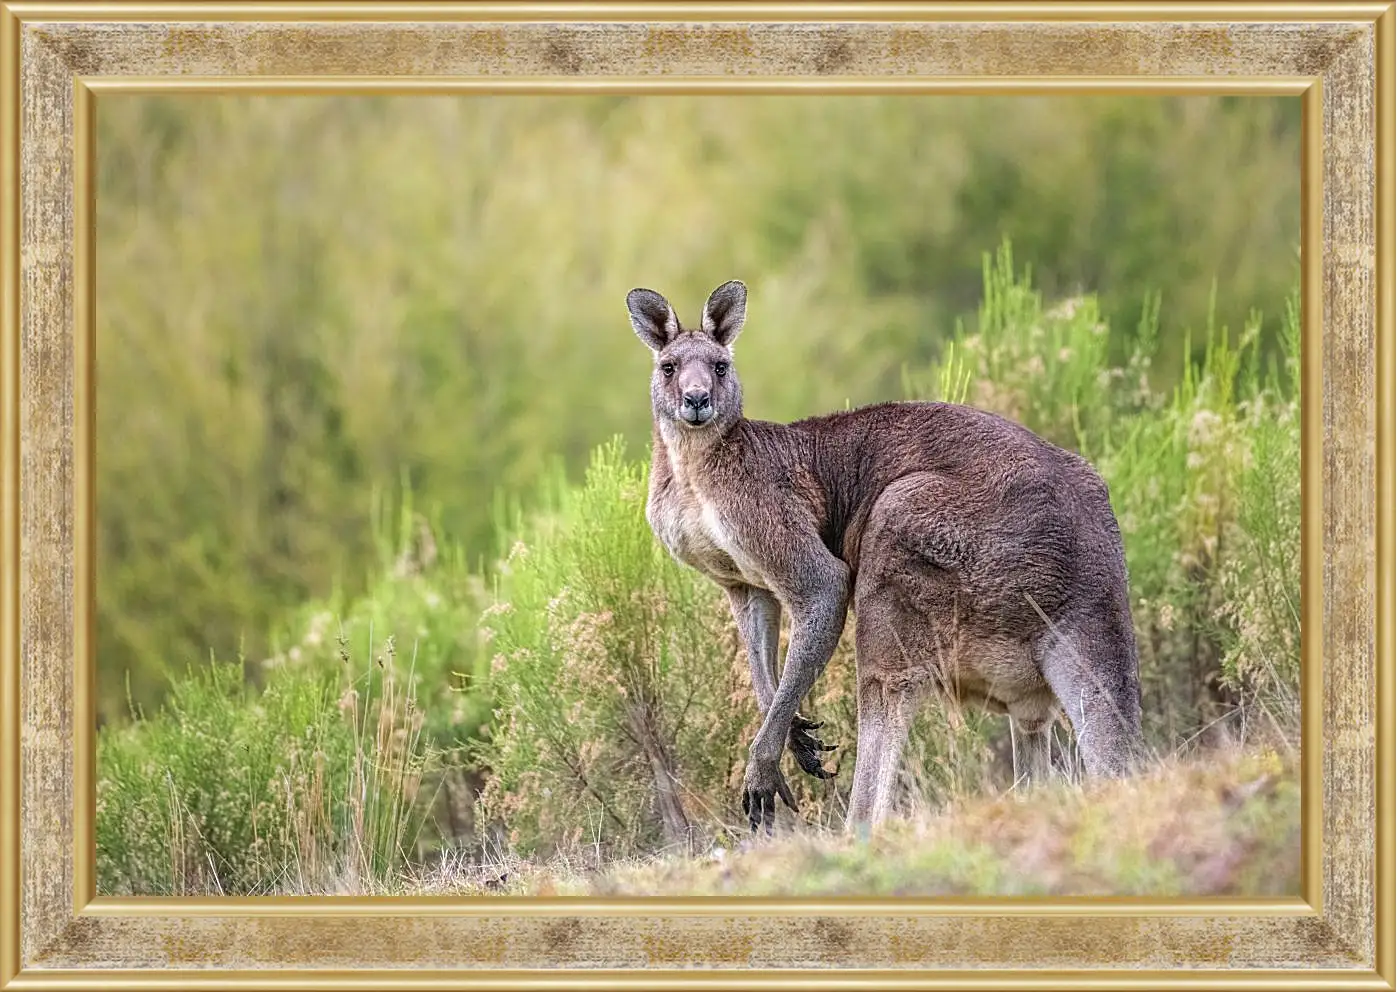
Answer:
96 94 1299 721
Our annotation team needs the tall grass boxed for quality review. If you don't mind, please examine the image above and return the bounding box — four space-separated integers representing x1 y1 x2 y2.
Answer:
97 635 433 894
1093 295 1301 751
95 495 488 895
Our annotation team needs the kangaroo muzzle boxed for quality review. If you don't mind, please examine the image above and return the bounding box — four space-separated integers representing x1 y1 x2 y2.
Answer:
681 388 714 425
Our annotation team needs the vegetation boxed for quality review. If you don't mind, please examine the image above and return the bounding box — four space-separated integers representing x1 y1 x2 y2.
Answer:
95 94 1301 723
96 244 1302 895
98 644 433 895
95 94 1301 896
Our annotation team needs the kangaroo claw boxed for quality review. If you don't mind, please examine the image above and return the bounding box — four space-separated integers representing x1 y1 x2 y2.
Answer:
789 722 839 779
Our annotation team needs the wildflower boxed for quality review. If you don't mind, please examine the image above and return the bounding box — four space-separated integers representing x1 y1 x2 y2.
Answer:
480 601 514 620
1188 409 1223 445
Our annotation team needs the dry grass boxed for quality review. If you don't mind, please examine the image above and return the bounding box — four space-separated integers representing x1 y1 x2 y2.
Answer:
408 746 1299 898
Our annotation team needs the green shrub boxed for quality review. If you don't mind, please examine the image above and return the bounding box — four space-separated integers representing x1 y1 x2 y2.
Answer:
471 440 754 856
1213 292 1302 740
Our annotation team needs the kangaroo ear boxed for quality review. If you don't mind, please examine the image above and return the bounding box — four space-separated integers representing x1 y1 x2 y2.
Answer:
701 280 747 348
626 288 679 352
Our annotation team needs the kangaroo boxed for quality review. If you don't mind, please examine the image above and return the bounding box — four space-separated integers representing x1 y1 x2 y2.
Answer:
628 280 1144 831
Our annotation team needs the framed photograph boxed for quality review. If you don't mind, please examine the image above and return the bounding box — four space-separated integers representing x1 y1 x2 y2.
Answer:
1 1 1392 988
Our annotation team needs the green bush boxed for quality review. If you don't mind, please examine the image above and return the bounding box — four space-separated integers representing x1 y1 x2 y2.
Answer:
1213 293 1302 739
471 441 754 856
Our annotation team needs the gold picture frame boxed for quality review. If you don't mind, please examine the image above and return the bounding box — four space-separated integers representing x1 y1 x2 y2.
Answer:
1 1 1392 987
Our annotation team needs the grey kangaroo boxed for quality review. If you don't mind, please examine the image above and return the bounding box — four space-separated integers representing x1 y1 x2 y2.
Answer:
628 280 1144 831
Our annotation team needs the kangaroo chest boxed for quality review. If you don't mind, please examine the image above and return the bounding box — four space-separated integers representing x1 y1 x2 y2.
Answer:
649 459 767 589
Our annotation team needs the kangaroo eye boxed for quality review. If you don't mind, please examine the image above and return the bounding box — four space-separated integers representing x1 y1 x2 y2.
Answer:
660 362 675 378
714 362 729 377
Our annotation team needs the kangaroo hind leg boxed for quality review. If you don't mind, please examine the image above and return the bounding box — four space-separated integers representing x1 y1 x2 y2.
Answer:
846 672 885 828
847 672 918 829
1036 611 1144 779
847 615 923 830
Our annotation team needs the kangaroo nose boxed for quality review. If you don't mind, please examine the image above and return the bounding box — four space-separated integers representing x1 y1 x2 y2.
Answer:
683 389 711 410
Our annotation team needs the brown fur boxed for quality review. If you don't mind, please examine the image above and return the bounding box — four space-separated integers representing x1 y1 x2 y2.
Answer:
627 281 1145 830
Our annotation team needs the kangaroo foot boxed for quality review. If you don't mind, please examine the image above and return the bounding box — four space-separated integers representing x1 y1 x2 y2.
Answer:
742 754 796 834
788 714 837 779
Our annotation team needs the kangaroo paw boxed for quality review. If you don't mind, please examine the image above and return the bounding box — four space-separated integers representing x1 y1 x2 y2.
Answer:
743 756 797 833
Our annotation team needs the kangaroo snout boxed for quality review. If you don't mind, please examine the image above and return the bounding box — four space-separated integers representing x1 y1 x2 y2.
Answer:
680 392 715 425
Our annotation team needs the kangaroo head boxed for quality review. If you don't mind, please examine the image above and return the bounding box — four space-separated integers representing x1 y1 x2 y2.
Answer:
627 280 747 437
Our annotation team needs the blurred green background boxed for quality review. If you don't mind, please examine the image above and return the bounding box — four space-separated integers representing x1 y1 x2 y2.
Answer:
95 94 1300 726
